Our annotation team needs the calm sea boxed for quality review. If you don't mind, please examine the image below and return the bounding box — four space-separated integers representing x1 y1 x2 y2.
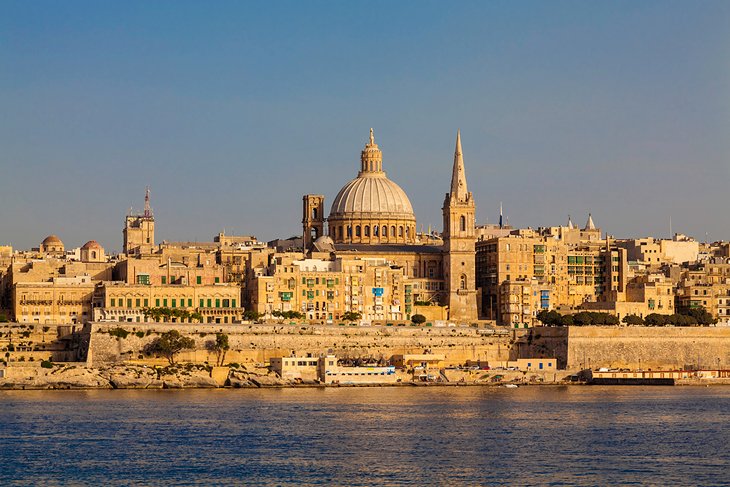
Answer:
1 386 729 486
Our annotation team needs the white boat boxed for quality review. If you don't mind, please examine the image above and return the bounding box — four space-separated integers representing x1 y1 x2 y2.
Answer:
503 384 518 388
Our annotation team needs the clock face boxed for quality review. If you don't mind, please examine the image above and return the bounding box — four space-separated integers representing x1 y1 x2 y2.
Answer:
458 242 466 250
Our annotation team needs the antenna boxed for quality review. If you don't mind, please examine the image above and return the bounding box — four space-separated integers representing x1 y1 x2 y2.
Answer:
144 186 152 217
669 216 672 240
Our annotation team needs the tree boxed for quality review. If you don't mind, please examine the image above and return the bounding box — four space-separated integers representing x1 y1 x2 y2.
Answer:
536 310 562 326
623 314 644 326
411 314 426 324
573 312 593 326
644 313 666 327
243 310 262 322
679 306 717 326
207 333 230 366
147 330 196 365
342 311 362 322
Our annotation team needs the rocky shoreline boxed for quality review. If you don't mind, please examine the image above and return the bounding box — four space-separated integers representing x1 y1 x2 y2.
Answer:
0 362 567 390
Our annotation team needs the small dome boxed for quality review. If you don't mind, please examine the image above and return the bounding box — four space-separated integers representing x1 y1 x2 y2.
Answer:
313 235 335 253
42 235 63 245
81 240 102 250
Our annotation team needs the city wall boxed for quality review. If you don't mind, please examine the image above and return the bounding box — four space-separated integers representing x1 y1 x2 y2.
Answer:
527 326 730 370
87 322 520 367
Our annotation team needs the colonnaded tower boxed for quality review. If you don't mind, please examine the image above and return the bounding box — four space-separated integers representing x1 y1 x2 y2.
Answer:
442 131 478 321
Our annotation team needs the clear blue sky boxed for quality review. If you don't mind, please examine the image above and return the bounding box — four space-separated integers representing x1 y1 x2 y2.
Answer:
1 1 729 252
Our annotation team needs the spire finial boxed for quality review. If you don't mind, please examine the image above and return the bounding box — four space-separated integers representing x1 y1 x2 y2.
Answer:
369 127 374 145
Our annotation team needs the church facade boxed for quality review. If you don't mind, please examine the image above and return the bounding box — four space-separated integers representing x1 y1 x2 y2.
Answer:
255 129 479 323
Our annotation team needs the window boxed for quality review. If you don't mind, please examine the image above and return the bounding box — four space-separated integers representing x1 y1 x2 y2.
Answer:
144 299 148 307
207 299 212 307
356 226 361 237
172 299 177 308
200 299 204 307
460 275 467 290
110 298 116 307
136 274 150 285
155 299 160 307
196 276 202 285
215 299 220 308
215 277 220 283
161 276 166 285
127 299 132 308
460 215 466 232
135 299 141 307
364 225 370 237
163 299 168 307
188 299 192 307
232 299 236 308
399 226 404 237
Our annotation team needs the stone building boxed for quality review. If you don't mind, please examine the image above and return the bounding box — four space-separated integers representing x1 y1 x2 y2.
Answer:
270 129 479 322
92 282 244 324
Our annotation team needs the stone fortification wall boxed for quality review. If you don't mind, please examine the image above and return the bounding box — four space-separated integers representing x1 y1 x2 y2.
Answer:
88 322 519 367
527 326 730 370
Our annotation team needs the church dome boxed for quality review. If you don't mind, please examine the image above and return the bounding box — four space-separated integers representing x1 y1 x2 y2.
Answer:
81 240 102 249
42 235 62 246
40 235 65 253
330 174 414 217
328 129 417 244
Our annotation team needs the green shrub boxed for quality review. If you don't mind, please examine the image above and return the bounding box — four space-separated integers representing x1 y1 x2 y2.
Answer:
108 327 130 339
40 360 53 369
135 331 145 338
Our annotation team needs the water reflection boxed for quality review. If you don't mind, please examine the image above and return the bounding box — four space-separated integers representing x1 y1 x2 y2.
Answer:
1 387 729 486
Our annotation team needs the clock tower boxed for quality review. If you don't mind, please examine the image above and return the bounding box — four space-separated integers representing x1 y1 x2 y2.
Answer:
442 130 478 322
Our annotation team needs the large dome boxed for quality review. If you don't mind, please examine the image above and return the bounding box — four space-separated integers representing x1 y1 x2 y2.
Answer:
328 129 417 244
330 173 414 217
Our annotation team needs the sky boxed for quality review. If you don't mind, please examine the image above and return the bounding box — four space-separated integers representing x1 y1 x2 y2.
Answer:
1 1 729 252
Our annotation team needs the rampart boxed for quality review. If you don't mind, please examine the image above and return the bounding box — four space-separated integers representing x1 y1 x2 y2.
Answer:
527 326 730 370
87 322 521 367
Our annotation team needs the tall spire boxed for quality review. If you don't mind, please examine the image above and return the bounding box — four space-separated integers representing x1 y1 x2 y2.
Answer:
499 202 503 229
144 186 153 217
450 129 468 200
568 215 574 229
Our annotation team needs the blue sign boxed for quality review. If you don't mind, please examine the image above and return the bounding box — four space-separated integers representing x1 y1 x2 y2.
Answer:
372 287 384 296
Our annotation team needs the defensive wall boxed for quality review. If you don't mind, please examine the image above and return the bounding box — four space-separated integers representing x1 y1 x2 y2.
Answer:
87 322 521 367
525 326 730 370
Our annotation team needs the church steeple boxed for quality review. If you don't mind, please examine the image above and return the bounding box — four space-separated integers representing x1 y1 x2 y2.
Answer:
450 129 469 201
442 129 477 322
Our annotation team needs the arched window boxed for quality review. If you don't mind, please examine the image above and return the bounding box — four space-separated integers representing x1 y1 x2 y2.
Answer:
460 215 466 232
347 226 352 237
364 225 370 237
460 274 467 290
373 225 379 236
91 251 97 259
338 226 343 240
391 226 396 238
399 226 404 237
356 226 361 237
311 228 317 240
382 226 387 237
312 208 318 219
405 227 410 238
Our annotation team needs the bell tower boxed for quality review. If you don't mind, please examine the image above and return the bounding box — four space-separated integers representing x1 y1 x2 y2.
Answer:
123 187 156 256
442 130 478 322
302 194 325 250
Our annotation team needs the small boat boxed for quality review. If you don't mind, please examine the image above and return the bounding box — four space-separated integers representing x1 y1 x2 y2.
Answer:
503 384 518 388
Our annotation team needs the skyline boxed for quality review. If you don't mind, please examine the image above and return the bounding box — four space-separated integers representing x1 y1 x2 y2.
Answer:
2 1 729 251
